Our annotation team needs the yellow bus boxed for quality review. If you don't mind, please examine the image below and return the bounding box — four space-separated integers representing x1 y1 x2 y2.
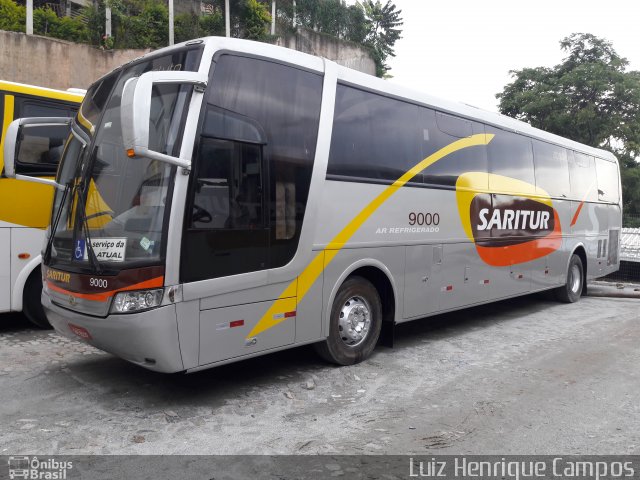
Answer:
0 81 84 327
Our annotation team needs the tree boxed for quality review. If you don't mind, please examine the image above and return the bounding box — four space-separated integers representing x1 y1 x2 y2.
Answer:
276 0 401 77
33 7 88 42
0 0 25 32
497 33 640 219
240 0 271 40
360 0 402 77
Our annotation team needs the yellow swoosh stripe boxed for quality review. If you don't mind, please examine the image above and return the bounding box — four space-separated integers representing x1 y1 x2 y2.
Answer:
247 133 495 338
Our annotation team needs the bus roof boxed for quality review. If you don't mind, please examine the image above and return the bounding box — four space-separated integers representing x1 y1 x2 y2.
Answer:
85 36 618 164
0 80 84 103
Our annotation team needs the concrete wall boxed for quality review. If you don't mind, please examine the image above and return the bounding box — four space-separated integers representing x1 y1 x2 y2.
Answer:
0 27 376 91
0 30 149 90
274 27 376 76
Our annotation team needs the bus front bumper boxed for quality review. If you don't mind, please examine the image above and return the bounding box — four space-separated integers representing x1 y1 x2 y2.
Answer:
43 292 185 373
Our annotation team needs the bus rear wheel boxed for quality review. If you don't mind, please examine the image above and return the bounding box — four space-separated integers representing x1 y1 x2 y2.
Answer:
555 254 584 303
23 270 52 329
315 276 382 366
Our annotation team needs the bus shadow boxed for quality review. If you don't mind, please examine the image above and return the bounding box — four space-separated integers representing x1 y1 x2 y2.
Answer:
0 312 39 333
392 291 558 350
58 292 559 409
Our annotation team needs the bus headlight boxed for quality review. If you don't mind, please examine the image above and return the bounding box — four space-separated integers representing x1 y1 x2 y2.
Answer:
111 289 164 313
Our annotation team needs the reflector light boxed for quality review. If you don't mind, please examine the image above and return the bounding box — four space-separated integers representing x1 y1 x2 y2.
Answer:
126 149 135 158
18 253 30 259
69 323 92 340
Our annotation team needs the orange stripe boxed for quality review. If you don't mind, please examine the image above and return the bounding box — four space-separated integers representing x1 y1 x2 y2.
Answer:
570 201 584 227
47 276 164 302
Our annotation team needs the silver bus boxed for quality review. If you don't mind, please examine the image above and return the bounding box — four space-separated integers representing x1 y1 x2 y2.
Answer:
3 38 621 373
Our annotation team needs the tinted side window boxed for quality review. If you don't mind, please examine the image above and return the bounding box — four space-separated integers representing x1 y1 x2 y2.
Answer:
569 151 598 201
595 158 619 203
203 54 322 269
421 108 487 188
487 129 535 191
328 85 421 183
15 124 71 176
532 140 570 198
16 100 73 118
12 97 77 176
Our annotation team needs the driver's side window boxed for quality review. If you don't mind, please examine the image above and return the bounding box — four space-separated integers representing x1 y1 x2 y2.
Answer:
190 138 264 230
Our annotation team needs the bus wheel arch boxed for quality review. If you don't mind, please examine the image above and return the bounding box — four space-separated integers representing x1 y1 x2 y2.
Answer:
556 246 587 303
572 245 588 295
12 255 42 311
317 261 397 365
22 265 52 329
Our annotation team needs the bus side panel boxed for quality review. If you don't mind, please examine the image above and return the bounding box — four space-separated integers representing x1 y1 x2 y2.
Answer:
570 200 600 280
532 198 572 289
403 244 440 319
294 254 325 344
439 242 491 311
0 228 10 312
10 227 46 308
198 280 297 366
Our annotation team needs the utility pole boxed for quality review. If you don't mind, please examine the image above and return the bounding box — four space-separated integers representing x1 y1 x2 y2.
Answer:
26 0 33 35
292 0 296 27
225 0 230 37
105 6 112 38
271 0 275 35
168 0 174 45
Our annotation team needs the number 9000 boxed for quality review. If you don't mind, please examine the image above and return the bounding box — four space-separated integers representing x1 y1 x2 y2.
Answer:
409 212 440 226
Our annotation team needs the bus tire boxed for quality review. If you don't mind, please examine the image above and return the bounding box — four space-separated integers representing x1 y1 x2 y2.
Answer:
315 276 382 366
555 254 584 303
23 270 52 329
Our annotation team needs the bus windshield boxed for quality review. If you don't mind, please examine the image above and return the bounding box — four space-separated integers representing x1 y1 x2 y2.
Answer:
47 46 203 273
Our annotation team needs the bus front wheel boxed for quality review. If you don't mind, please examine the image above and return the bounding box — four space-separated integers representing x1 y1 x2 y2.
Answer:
555 254 584 303
315 276 382 366
23 270 52 329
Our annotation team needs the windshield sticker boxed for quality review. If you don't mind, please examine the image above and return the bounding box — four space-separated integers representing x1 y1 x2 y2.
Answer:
140 237 152 251
74 239 86 260
83 238 127 262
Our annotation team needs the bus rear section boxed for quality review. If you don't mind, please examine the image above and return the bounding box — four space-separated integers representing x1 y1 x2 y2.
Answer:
0 81 83 327
23 38 620 373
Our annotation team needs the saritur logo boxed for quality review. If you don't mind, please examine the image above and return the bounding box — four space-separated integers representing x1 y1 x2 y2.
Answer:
456 172 562 266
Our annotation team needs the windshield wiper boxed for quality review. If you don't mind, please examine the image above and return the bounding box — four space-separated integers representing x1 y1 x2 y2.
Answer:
76 181 103 275
43 181 72 265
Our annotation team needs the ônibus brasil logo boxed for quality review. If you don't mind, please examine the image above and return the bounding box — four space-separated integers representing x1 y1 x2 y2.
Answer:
7 456 73 479
456 172 562 266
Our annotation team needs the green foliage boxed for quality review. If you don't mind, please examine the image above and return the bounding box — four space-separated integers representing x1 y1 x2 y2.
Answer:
83 0 168 49
175 11 225 44
1 0 402 79
0 0 25 32
497 33 640 216
0 0 87 41
33 7 88 42
278 0 402 77
241 0 271 40
360 0 402 77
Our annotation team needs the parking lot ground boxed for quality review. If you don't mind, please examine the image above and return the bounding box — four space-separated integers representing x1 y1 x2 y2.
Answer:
1 290 639 455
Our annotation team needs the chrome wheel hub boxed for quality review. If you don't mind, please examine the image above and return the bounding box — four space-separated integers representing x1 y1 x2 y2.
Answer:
338 296 371 347
569 264 581 293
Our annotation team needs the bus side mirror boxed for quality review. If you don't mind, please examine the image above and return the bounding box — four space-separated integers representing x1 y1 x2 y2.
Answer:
2 117 70 187
121 70 207 170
